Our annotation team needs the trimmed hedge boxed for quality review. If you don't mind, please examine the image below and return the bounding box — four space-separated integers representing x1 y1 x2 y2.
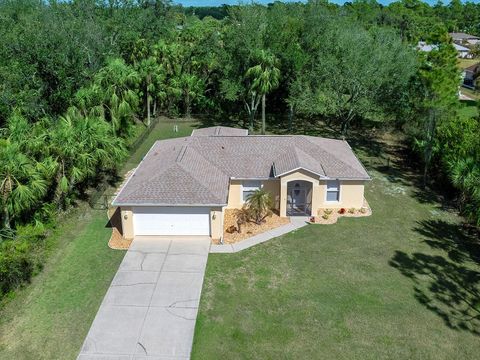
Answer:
0 240 35 296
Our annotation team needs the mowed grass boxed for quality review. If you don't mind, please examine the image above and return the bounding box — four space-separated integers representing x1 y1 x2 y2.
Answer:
125 118 196 170
460 86 480 101
459 101 478 119
458 58 478 70
192 149 480 359
0 119 198 360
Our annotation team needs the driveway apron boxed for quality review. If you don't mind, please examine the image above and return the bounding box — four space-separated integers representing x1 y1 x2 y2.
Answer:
78 236 210 360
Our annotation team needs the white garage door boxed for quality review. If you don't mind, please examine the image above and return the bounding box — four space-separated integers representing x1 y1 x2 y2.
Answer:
133 207 210 236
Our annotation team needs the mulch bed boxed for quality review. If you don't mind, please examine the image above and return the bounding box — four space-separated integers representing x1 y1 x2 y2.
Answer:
107 170 135 251
309 199 372 225
107 207 132 250
108 227 132 250
218 209 290 245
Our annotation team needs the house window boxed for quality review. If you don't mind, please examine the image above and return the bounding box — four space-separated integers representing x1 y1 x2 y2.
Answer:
326 180 340 202
242 180 261 202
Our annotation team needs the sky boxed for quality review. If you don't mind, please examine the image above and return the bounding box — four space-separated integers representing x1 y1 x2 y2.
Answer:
174 0 478 6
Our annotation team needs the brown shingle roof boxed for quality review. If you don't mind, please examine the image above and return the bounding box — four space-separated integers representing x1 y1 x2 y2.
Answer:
191 126 248 136
113 129 370 206
465 63 480 73
449 32 480 40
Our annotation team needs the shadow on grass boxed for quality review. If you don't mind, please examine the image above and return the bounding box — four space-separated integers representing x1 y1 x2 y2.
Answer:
390 219 480 335
359 132 459 211
105 207 122 233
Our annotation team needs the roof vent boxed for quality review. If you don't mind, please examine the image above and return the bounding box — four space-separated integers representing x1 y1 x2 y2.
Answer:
176 145 188 162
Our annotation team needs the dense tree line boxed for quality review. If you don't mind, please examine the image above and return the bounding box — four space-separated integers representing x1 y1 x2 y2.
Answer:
1 0 479 296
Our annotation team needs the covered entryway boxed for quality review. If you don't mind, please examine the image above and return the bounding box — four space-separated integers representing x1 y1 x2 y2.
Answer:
133 206 210 236
286 180 312 216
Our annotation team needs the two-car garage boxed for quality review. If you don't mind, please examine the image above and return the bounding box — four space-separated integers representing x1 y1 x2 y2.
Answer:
132 206 211 236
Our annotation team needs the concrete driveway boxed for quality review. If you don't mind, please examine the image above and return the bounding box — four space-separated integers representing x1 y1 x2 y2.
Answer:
78 236 210 360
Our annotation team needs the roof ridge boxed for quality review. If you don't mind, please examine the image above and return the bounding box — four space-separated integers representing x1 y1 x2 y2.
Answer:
183 144 230 178
294 145 328 177
127 164 223 204
295 146 321 168
302 136 364 178
176 148 227 202
118 163 176 198
176 145 188 162
176 164 224 203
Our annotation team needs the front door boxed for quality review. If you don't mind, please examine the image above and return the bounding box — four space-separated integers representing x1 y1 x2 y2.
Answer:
291 183 305 207
287 181 312 216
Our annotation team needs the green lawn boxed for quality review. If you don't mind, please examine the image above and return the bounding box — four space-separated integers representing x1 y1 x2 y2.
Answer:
125 117 196 170
192 138 480 359
459 101 478 119
461 87 480 101
2 120 479 359
0 119 198 360
458 58 478 70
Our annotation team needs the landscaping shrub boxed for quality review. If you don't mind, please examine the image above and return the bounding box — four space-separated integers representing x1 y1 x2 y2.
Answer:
0 224 47 298
0 240 35 296
226 225 237 234
244 190 273 224
348 208 355 214
338 208 346 214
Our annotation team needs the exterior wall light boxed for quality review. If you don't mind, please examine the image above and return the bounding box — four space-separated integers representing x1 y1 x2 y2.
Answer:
212 211 216 220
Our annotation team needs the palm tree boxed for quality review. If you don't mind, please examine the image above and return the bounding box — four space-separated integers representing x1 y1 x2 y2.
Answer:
246 50 280 134
450 157 480 225
0 140 47 228
74 110 127 173
246 189 273 224
154 41 183 114
47 108 127 209
234 206 250 234
135 57 160 127
74 84 104 118
175 73 204 118
93 58 140 136
6 110 47 156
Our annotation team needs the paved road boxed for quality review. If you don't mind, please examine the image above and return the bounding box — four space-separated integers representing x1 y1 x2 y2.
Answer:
78 236 210 360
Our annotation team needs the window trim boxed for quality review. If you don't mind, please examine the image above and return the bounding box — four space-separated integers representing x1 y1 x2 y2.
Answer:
325 180 341 203
241 180 262 203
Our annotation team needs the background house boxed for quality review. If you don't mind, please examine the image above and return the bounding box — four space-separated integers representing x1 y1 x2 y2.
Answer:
454 43 472 59
417 41 472 59
449 32 480 46
462 62 480 89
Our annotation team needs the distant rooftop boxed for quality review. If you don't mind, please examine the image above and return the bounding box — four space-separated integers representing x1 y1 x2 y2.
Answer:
449 32 480 40
416 41 438 52
465 63 480 72
453 43 470 51
416 41 469 52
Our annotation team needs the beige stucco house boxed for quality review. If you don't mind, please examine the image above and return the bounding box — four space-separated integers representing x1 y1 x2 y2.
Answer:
112 126 370 241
